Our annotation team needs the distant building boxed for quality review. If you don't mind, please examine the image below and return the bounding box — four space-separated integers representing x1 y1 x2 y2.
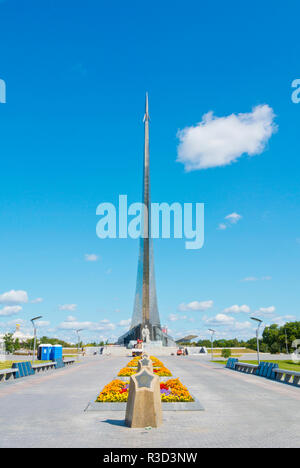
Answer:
175 335 198 344
0 324 33 343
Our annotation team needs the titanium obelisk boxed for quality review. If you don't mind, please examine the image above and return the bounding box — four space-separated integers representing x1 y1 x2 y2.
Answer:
130 93 161 340
118 94 175 347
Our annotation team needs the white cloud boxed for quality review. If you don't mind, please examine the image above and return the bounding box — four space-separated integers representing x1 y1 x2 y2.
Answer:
118 319 131 327
234 321 253 330
206 313 235 326
168 313 179 322
168 313 188 322
36 320 50 327
225 212 242 224
177 104 277 171
178 300 213 312
85 254 99 262
31 297 43 303
241 276 272 282
66 315 76 322
0 290 28 305
256 306 276 316
0 305 22 316
58 317 116 331
59 304 77 311
271 315 296 326
218 212 242 231
223 304 250 314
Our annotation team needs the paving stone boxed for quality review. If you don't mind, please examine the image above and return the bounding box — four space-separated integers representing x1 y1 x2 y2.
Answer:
0 355 299 448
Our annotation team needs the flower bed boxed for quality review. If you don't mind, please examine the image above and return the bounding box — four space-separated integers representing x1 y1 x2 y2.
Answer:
153 365 172 377
96 379 129 402
127 357 140 367
150 356 164 367
160 379 193 402
96 378 193 403
127 355 164 368
118 364 172 377
118 367 137 377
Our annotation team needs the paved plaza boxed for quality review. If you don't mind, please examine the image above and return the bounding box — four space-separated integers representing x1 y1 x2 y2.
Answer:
0 355 299 448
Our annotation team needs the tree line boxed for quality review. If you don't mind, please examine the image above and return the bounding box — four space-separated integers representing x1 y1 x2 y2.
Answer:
2 334 107 354
2 321 299 354
181 321 300 354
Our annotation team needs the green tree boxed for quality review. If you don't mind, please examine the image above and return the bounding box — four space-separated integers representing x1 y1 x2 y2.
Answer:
3 333 15 353
221 349 231 359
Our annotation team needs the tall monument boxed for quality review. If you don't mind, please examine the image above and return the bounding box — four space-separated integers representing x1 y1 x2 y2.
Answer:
118 94 175 347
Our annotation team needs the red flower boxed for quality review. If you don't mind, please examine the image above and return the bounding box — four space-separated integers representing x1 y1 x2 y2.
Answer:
160 383 169 390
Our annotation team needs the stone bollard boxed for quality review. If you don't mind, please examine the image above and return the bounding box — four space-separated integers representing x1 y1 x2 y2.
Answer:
125 367 162 428
137 356 153 373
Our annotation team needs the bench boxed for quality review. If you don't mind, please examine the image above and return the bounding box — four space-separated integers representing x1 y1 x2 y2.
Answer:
273 368 300 387
32 362 57 373
12 361 34 378
0 368 18 382
226 358 238 369
63 358 75 366
234 362 259 374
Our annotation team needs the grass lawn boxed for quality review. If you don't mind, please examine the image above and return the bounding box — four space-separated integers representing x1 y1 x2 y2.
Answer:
0 360 51 370
214 359 300 372
207 348 256 354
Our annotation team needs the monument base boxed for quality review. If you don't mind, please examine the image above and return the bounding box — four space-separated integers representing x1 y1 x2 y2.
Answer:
118 325 177 348
142 345 178 356
143 340 163 348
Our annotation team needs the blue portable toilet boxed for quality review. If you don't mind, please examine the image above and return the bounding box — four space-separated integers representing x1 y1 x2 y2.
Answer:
38 344 52 360
50 345 63 361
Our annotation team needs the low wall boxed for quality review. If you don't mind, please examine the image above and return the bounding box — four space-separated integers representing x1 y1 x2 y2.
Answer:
141 346 178 356
102 346 130 356
98 345 180 357
186 347 208 355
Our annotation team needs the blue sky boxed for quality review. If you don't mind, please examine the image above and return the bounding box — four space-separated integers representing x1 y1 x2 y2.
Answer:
0 0 300 343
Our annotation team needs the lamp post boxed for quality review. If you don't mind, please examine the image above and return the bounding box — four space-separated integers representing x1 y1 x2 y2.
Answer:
31 316 42 364
208 329 216 360
76 329 83 361
285 329 289 354
251 317 263 364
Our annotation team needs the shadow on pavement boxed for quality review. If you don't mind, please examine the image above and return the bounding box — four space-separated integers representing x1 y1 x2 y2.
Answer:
103 419 126 427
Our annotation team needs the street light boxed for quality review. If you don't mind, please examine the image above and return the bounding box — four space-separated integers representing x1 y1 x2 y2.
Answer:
208 329 216 360
76 329 83 361
250 317 263 364
285 329 289 354
31 316 42 364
